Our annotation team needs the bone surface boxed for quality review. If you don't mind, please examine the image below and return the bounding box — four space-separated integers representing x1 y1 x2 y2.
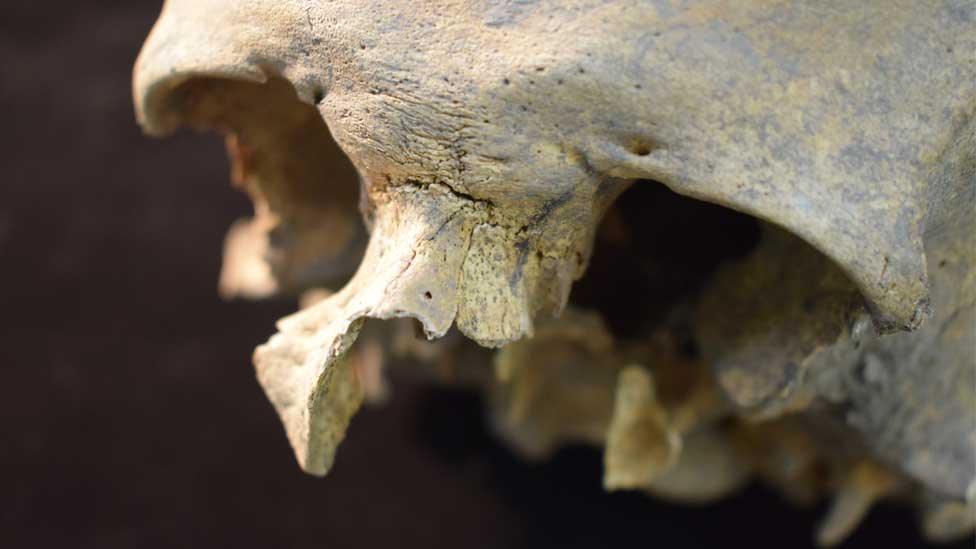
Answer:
133 0 976 543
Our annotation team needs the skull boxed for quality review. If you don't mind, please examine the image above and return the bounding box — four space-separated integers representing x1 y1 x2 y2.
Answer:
134 0 975 542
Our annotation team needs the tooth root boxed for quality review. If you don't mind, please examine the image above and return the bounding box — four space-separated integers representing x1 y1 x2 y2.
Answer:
604 366 681 491
815 461 901 547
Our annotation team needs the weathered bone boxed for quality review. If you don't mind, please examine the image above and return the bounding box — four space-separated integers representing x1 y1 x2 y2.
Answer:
133 0 975 542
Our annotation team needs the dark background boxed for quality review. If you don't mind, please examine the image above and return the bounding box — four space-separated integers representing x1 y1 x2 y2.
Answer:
0 2 968 548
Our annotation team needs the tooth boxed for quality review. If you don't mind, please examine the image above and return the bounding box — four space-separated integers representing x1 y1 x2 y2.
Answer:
491 310 617 458
603 366 681 491
644 427 750 503
815 461 901 547
732 419 820 505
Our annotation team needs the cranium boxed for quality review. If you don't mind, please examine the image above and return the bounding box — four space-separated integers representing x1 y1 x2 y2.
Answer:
134 0 975 543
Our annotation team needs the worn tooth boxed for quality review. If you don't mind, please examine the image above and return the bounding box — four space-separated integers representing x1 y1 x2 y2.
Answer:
645 427 751 503
490 310 618 458
603 366 681 491
815 461 901 547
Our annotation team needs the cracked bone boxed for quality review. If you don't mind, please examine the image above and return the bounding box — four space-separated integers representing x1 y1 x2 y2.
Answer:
135 0 975 333
133 0 975 541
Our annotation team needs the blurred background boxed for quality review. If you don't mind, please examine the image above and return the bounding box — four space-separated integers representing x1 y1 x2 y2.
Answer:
0 2 969 548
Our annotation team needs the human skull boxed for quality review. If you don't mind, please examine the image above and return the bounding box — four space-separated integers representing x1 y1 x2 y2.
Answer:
134 0 975 543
